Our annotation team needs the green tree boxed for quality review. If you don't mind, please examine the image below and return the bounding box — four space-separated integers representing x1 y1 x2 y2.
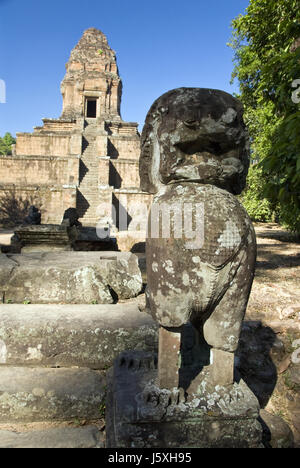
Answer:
239 164 277 222
0 132 16 155
229 0 300 232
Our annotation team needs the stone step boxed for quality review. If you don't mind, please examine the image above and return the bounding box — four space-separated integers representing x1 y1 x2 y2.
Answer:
80 160 98 164
78 187 99 190
81 155 97 160
79 185 99 191
76 207 99 213
78 186 99 190
81 218 100 223
78 207 100 214
77 204 100 209
80 170 97 174
0 425 104 448
0 302 156 369
79 177 99 182
78 187 100 192
82 152 97 156
76 209 99 216
80 216 100 222
79 172 99 177
77 187 100 191
77 192 100 198
82 204 100 209
80 202 100 208
79 169 98 174
81 155 97 159
77 201 100 208
77 196 100 201
78 201 100 205
81 215 100 221
80 211 99 217
80 166 98 172
0 367 106 422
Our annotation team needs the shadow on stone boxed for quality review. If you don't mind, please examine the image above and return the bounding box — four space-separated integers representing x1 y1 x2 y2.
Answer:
179 323 211 392
235 321 278 407
76 191 90 219
130 242 146 253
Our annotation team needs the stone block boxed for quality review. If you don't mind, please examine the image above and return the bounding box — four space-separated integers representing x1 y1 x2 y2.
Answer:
0 251 143 304
0 303 158 368
14 224 78 253
0 426 104 448
0 367 106 422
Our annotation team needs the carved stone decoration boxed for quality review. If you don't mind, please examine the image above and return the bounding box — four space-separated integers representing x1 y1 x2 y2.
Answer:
106 351 263 448
140 88 256 392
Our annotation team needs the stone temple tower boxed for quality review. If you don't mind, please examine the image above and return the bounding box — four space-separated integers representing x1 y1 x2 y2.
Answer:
0 28 151 231
60 28 122 121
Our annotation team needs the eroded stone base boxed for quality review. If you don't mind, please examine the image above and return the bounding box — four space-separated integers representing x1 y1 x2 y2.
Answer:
106 351 263 448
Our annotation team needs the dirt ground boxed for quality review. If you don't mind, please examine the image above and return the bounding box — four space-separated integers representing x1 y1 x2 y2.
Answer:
247 223 300 322
244 223 300 447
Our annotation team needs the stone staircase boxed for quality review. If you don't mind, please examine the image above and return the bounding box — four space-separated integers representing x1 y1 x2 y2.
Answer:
0 299 156 447
0 304 107 448
0 251 155 448
77 121 101 226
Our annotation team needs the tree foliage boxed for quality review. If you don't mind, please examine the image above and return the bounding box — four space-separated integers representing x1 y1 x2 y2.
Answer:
0 187 38 226
239 164 276 222
229 0 300 232
0 133 16 155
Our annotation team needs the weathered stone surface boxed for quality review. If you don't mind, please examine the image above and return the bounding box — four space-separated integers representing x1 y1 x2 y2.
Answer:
106 351 262 448
140 88 249 195
0 303 158 368
0 426 104 448
0 251 143 304
0 367 105 422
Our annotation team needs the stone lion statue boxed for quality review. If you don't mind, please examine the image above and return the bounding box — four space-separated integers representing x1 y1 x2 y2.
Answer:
140 88 256 391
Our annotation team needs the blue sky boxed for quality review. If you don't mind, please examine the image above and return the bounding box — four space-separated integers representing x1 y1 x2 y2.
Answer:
0 0 249 137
